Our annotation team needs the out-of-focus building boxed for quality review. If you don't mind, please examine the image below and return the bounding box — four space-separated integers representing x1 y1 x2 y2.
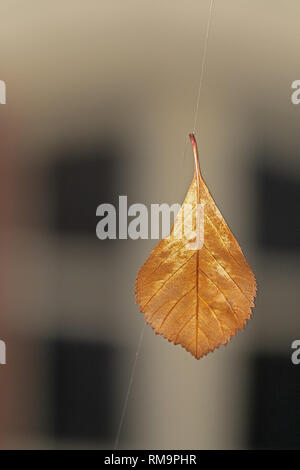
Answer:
0 0 299 449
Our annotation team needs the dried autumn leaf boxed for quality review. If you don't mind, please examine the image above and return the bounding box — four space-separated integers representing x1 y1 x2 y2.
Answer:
135 133 257 359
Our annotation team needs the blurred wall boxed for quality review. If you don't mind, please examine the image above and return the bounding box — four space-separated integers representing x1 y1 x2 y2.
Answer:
0 0 299 449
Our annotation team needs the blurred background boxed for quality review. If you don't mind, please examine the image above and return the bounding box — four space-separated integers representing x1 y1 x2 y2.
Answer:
0 0 300 449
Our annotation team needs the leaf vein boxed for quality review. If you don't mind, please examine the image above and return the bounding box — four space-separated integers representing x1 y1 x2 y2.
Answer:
141 253 195 310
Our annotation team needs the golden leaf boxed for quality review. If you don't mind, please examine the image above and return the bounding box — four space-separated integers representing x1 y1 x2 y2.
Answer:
135 133 257 359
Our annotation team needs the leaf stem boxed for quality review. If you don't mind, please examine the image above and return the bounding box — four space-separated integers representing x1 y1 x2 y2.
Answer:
189 133 201 202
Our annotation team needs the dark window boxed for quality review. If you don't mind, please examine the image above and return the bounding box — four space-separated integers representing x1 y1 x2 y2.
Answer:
49 338 117 441
249 354 300 449
48 140 124 236
255 159 300 252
